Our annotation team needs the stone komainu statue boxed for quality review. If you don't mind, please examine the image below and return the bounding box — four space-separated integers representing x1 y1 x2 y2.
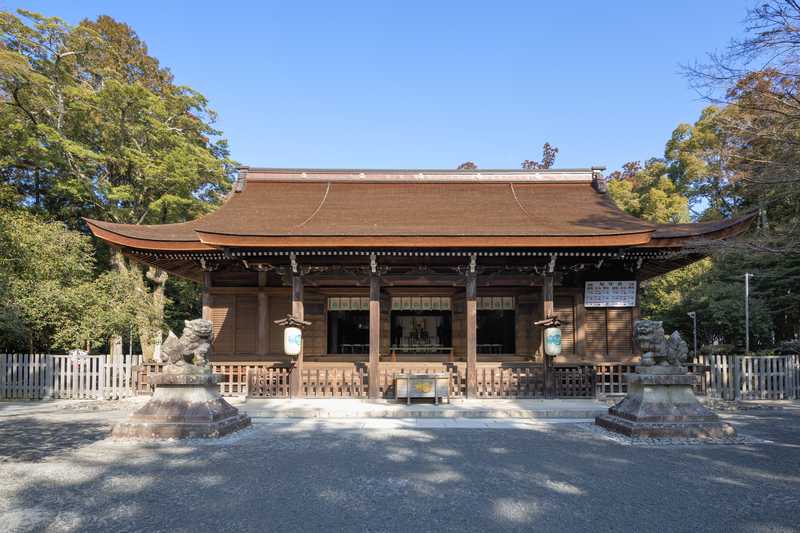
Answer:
635 320 689 367
160 319 213 370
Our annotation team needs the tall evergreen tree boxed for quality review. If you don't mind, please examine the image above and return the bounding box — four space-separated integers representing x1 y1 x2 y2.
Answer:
0 10 236 357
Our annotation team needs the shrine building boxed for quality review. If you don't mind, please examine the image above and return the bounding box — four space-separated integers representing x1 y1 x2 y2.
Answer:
85 167 754 399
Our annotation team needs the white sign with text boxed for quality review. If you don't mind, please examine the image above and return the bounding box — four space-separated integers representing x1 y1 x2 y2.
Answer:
584 281 637 307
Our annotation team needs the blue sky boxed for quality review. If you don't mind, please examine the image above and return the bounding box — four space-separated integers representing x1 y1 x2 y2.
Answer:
4 0 752 171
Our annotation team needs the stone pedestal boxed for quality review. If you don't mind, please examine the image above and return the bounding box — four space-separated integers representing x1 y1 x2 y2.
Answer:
112 372 251 439
595 366 735 439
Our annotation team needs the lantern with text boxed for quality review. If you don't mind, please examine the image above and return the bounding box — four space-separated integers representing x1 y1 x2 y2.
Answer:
273 315 312 358
534 316 562 357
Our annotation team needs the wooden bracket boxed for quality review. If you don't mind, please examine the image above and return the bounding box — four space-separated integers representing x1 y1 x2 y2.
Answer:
273 314 311 328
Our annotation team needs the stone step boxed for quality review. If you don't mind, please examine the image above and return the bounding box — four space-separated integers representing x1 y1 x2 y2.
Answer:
235 398 609 419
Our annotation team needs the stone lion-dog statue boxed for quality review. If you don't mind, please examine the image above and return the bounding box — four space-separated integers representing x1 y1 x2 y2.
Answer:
159 318 213 371
635 319 689 367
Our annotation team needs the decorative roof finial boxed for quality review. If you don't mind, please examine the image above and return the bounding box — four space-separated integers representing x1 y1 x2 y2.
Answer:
591 166 608 194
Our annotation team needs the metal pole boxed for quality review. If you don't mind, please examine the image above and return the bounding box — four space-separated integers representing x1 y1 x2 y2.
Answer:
744 273 752 355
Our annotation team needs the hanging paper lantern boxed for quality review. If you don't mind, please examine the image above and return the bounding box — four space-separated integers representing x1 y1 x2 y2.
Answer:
284 326 302 356
544 326 562 356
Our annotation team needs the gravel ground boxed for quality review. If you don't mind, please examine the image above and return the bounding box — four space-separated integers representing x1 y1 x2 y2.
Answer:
1 403 799 533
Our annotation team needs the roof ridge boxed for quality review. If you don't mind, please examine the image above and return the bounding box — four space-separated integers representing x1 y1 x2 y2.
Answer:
240 166 604 173
244 171 598 184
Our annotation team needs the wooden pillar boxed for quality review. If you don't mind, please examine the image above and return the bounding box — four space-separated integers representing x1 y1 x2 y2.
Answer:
258 271 269 356
289 273 304 398
542 274 554 398
201 271 212 321
631 278 641 358
466 271 478 398
368 273 381 399
542 275 554 320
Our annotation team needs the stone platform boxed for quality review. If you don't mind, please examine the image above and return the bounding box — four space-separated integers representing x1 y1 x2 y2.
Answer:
112 372 251 439
596 366 736 439
241 398 609 419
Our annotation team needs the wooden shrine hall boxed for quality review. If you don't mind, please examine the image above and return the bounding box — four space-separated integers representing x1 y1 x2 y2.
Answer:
86 167 754 399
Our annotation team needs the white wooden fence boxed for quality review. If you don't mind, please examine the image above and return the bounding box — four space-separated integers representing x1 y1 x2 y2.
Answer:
0 354 141 400
696 354 800 401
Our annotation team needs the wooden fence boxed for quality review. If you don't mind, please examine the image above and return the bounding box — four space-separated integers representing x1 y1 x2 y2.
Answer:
595 362 636 396
0 354 140 400
554 364 596 398
135 361 267 396
697 354 800 401
248 364 293 398
3 353 799 401
301 362 369 398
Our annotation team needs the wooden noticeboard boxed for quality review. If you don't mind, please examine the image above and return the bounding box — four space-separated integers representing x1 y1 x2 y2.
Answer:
584 281 637 308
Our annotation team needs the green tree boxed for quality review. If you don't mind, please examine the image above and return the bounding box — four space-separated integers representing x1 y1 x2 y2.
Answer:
0 207 141 352
0 10 234 225
522 142 559 170
639 256 774 351
607 159 690 223
1 10 234 356
686 1 800 255
665 106 743 219
608 120 792 347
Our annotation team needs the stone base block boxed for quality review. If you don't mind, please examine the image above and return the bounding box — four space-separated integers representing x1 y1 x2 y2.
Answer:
594 368 736 440
595 413 736 439
112 379 251 440
113 411 251 440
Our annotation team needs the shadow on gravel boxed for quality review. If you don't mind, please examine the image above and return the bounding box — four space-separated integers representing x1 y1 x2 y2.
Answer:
0 416 109 462
0 409 799 532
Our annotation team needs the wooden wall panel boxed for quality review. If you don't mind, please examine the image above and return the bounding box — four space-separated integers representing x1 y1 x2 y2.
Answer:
303 293 325 356
607 308 633 358
211 295 235 354
515 302 535 358
575 290 586 357
234 294 258 354
584 308 608 360
554 295 575 356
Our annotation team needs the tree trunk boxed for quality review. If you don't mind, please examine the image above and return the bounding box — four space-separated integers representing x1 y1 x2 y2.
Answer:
109 334 123 360
143 266 168 361
139 328 161 362
110 249 168 362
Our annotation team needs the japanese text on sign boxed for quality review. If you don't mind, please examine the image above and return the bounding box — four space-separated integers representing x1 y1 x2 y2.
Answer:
584 281 637 307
